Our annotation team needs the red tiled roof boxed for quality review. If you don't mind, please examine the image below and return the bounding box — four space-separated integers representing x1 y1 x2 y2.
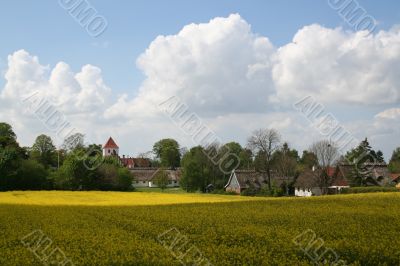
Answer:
120 158 135 168
331 176 349 187
326 167 336 177
103 137 119 149
133 158 151 167
390 173 400 181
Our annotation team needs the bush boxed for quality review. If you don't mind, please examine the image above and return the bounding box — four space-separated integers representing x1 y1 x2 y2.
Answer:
14 159 49 190
341 186 399 194
117 168 134 191
241 187 258 196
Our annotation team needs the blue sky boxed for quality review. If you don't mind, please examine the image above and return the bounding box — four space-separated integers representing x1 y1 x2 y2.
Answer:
1 0 399 95
0 0 399 159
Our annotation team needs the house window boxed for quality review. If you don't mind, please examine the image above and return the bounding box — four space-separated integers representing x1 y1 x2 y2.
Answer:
108 149 110 154
174 181 177 183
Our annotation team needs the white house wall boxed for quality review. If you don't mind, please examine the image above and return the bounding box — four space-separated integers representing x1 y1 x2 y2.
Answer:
133 181 180 188
295 187 322 197
148 181 180 188
225 173 241 193
132 181 150 188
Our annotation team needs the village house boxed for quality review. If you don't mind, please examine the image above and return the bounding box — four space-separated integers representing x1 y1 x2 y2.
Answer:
294 163 396 197
130 168 181 188
102 137 181 188
390 173 400 188
224 169 293 194
338 163 393 186
294 167 349 197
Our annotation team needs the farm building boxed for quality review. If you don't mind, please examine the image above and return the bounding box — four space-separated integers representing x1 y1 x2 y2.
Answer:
130 168 181 188
224 169 293 194
390 173 400 188
102 137 180 188
294 167 349 197
338 163 393 186
294 163 396 197
102 137 151 169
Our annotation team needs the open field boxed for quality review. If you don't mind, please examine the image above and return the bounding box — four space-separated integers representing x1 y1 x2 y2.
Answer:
0 191 259 206
1 192 400 265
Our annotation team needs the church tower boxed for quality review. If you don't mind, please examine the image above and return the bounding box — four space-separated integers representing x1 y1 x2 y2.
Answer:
103 137 119 157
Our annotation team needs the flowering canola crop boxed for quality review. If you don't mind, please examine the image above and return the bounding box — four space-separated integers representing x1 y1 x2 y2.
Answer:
0 192 399 265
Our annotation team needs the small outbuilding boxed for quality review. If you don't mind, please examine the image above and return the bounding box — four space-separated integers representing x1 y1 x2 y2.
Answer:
224 170 268 194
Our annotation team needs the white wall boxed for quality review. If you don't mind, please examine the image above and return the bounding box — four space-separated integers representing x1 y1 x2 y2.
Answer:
103 148 119 156
148 181 180 188
225 173 241 193
295 187 322 197
133 180 180 188
132 181 149 188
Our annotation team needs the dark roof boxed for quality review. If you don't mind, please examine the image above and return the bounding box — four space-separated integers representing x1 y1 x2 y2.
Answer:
338 163 391 185
225 170 292 189
294 166 350 188
120 157 151 168
103 137 119 149
133 158 151 167
130 168 158 181
129 168 181 182
234 170 268 189
294 170 320 188
371 166 389 179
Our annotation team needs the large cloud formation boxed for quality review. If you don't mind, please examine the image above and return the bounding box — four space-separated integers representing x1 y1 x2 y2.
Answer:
105 14 275 119
272 24 400 105
1 50 111 113
0 14 399 157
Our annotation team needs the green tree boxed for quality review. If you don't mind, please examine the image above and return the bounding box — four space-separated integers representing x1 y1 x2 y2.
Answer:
299 150 318 170
345 138 383 186
345 138 381 164
272 143 299 195
218 142 242 173
153 168 170 191
247 128 281 190
14 159 49 190
309 140 339 194
181 146 209 192
117 168 133 191
31 134 57 168
62 133 85 152
153 139 180 168
388 147 400 173
55 150 93 190
239 148 253 169
0 123 24 190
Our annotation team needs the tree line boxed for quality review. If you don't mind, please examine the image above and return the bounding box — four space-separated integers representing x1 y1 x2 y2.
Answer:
0 123 132 191
1 122 399 192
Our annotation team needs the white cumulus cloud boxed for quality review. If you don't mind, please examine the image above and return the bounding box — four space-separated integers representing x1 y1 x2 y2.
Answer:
1 14 399 159
272 24 400 105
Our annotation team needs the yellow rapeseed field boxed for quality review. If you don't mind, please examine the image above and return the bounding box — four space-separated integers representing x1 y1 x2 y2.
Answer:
0 190 267 206
1 192 399 265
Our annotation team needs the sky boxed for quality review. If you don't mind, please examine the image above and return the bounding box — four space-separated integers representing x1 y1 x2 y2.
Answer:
0 0 399 160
